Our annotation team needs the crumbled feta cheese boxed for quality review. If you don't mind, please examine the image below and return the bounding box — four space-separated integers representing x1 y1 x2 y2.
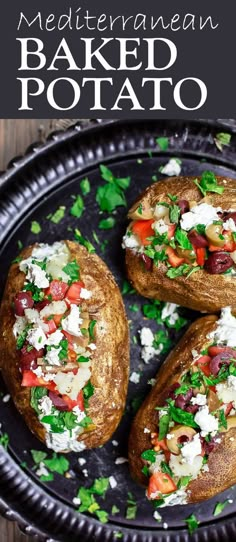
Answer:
82 469 88 477
152 219 169 235
191 393 207 406
216 375 236 404
153 204 168 218
32 366 43 378
202 464 209 473
229 499 234 503
109 476 117 489
148 378 156 387
88 343 96 351
26 263 49 288
159 409 168 418
153 510 162 521
129 371 140 384
166 433 174 440
215 438 222 443
149 453 165 474
163 522 168 529
62 304 83 337
45 430 86 453
35 462 50 478
181 434 202 464
112 440 119 446
223 218 236 232
40 301 67 318
47 330 64 346
43 372 57 382
160 490 187 507
161 303 179 326
141 344 163 364
72 497 81 506
161 158 181 177
207 307 236 347
13 316 27 337
31 241 68 262
122 233 140 249
2 394 10 403
115 457 128 465
27 327 47 350
44 348 61 366
80 288 92 300
181 203 222 231
38 396 53 417
139 327 154 348
194 406 218 436
78 458 86 466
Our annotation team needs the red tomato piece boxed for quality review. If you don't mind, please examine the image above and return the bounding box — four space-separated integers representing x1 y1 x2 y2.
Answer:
132 219 155 246
53 313 64 327
196 247 206 267
225 401 234 416
62 390 85 412
45 319 57 334
66 281 85 304
166 246 185 268
21 370 56 391
208 346 235 357
147 472 177 498
222 231 235 252
167 224 176 240
46 280 68 301
195 355 211 376
208 245 221 252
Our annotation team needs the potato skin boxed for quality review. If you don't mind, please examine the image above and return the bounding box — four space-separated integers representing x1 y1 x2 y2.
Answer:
128 314 236 503
0 241 129 449
126 176 236 313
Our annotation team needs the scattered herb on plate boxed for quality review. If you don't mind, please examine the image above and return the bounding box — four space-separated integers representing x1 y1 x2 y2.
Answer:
213 500 230 516
99 217 116 230
156 137 169 151
0 433 9 449
96 165 130 212
126 492 137 520
74 229 95 254
185 513 199 535
48 206 66 224
70 195 84 218
31 220 41 234
80 178 90 195
214 132 231 152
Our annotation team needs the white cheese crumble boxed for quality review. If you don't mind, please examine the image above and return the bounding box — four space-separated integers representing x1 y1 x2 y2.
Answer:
38 396 53 417
78 457 86 466
161 158 181 177
109 476 117 489
13 316 27 337
82 469 88 477
202 464 210 473
139 327 154 347
62 304 83 337
80 288 92 300
44 348 61 366
115 457 128 465
207 307 236 347
144 427 151 434
32 366 43 378
112 440 119 446
122 233 140 249
45 431 86 453
153 510 162 521
40 300 67 318
191 393 207 406
161 303 179 326
223 218 236 232
47 330 64 346
26 263 49 289
181 433 202 464
141 345 163 364
152 219 169 235
129 371 140 384
194 405 219 436
160 490 187 507
216 376 236 404
180 203 222 231
35 462 50 478
163 522 168 529
2 394 10 403
72 497 81 506
27 327 47 350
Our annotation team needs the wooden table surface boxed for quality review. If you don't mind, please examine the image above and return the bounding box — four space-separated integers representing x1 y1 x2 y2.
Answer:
0 119 76 542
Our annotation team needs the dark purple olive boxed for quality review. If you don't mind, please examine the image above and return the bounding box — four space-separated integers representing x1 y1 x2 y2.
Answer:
175 389 193 409
188 230 208 248
178 199 189 215
164 383 180 401
224 211 236 224
14 291 34 316
201 435 219 455
186 404 199 414
209 351 233 375
204 252 233 274
49 391 69 411
20 346 44 370
140 254 152 271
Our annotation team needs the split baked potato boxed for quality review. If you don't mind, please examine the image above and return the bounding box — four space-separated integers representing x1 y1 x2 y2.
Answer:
0 240 129 452
129 308 236 505
123 172 236 312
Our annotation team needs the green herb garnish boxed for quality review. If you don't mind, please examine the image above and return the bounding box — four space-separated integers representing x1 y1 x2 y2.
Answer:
99 217 116 230
70 195 84 218
48 206 66 224
88 320 96 340
215 133 231 152
80 178 90 195
96 165 130 212
74 229 95 254
31 221 41 234
141 449 157 463
185 514 199 535
62 260 80 282
193 171 224 197
213 500 230 516
156 137 169 151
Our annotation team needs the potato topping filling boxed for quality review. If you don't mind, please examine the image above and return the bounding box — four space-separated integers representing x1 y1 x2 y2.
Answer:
141 307 236 507
123 171 236 279
13 242 96 452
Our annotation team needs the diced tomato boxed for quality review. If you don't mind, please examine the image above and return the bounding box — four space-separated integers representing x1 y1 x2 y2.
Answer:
208 244 221 252
147 472 177 498
45 280 68 301
195 247 206 267
222 231 236 252
195 355 211 376
167 224 176 240
62 390 85 412
21 370 56 391
132 219 155 246
225 402 234 416
62 330 74 347
45 319 57 334
208 345 235 357
65 281 85 304
53 313 64 327
166 246 185 268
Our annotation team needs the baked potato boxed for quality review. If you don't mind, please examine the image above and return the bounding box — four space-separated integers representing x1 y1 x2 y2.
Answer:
129 307 236 505
123 172 236 312
0 240 129 453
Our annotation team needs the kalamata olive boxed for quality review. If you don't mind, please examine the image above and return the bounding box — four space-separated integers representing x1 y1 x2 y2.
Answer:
204 252 233 274
34 300 49 311
201 435 219 455
14 292 34 316
178 200 189 215
186 404 199 414
188 230 208 248
209 351 232 375
224 211 236 224
20 345 44 370
175 389 193 409
49 391 69 411
140 253 152 271
165 382 181 400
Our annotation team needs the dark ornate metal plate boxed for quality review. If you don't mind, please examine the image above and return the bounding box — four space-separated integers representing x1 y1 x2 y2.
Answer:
1 119 236 541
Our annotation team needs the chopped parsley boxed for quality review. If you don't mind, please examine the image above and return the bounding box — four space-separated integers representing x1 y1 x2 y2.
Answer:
24 283 45 302
111 505 120 515
77 478 109 524
99 217 116 230
129 304 139 312
83 381 94 408
48 206 66 224
30 220 41 234
121 280 135 295
96 165 130 212
30 387 47 414
158 413 170 440
141 449 157 463
169 204 180 224
193 170 224 197
31 449 69 478
74 229 95 254
185 513 199 535
167 193 177 202
213 500 230 516
58 339 69 361
218 409 227 429
215 132 231 152
156 137 169 151
80 178 90 195
70 195 84 218
16 325 31 350
175 229 192 250
88 320 97 340
126 492 137 520
41 411 78 433
0 433 9 449
18 240 23 250
62 260 80 282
